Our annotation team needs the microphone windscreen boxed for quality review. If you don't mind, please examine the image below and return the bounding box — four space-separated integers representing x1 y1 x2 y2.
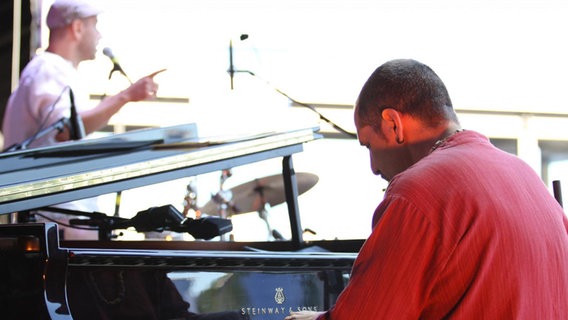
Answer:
102 47 114 58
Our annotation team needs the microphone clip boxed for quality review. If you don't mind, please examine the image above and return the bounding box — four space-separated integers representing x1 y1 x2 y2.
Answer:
103 47 132 83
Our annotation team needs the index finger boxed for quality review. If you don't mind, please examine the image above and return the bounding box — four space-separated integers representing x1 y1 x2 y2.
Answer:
146 68 167 78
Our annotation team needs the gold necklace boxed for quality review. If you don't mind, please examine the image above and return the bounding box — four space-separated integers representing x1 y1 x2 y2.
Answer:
430 129 463 153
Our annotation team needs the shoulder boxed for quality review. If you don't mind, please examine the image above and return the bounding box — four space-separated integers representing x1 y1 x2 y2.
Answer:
17 53 78 99
20 52 76 84
391 130 501 189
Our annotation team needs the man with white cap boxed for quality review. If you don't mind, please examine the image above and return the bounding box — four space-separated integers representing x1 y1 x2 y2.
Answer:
2 0 162 150
1 0 163 239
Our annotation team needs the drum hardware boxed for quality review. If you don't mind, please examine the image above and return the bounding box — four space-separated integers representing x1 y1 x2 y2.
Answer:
202 172 318 241
205 169 234 219
203 169 235 240
182 178 200 218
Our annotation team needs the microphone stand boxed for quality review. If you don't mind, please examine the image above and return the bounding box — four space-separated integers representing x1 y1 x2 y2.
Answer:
229 40 235 90
104 62 130 218
38 204 233 241
224 34 355 138
228 34 249 90
4 117 68 152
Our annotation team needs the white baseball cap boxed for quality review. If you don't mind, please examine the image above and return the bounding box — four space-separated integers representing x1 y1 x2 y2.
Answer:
46 0 103 29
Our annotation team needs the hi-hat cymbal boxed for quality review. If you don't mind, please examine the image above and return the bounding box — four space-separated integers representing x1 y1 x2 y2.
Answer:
202 172 318 215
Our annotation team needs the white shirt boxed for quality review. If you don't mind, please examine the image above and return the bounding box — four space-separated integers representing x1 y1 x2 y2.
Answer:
2 52 91 150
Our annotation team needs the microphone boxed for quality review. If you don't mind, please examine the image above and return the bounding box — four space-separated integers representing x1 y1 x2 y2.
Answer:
173 216 233 240
127 205 233 240
68 88 85 140
102 47 132 83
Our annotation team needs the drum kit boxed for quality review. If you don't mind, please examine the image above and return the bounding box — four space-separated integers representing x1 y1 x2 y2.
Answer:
183 170 319 240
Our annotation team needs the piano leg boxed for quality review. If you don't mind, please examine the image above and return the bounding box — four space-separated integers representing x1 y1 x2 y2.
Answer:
282 155 304 249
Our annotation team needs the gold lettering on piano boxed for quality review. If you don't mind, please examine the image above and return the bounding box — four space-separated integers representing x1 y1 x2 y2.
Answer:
240 306 320 316
240 287 320 317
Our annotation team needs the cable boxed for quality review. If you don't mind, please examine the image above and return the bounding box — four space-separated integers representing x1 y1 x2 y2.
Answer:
28 86 70 143
240 70 357 139
34 212 98 231
229 33 356 139
3 85 71 152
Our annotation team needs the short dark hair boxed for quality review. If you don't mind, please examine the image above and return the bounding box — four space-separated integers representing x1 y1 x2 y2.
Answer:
356 59 458 127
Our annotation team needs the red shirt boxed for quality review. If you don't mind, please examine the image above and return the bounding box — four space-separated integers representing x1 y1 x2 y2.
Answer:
321 130 568 319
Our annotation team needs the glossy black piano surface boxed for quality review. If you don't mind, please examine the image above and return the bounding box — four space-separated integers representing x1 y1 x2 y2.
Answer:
0 125 361 319
0 223 358 319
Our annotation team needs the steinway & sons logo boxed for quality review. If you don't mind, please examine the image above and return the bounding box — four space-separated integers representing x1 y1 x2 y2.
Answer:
240 287 320 317
275 287 285 304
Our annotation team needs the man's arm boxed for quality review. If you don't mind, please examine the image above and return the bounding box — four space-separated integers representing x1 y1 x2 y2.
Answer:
56 69 165 141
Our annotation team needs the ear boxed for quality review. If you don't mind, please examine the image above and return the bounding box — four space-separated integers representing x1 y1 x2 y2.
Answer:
69 19 83 39
381 108 405 144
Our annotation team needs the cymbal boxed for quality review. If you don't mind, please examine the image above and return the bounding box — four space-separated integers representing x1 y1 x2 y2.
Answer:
202 172 318 215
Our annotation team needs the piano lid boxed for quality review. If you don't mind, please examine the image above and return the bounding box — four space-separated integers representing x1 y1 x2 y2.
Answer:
0 124 320 214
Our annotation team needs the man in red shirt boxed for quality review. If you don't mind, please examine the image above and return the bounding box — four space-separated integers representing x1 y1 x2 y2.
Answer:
286 59 568 319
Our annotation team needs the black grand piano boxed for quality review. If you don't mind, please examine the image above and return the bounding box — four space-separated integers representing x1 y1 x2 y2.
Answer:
0 124 360 319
